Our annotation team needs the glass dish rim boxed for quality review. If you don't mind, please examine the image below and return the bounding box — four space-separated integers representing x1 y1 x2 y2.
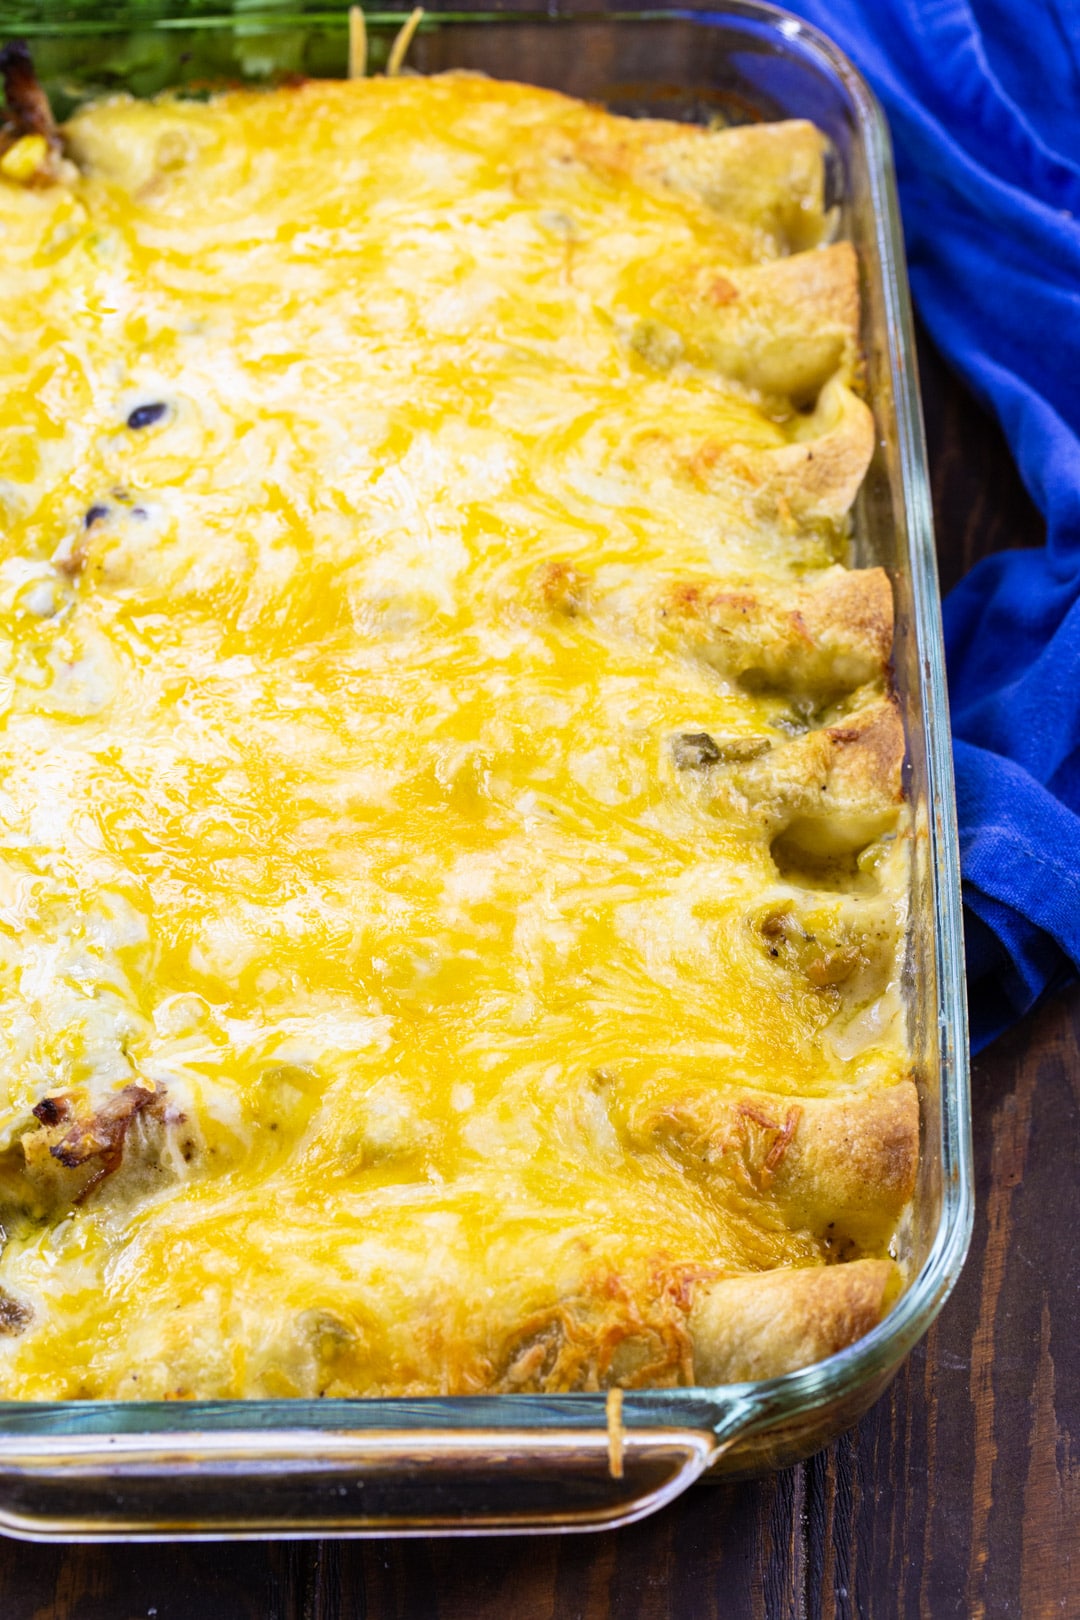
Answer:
0 0 973 1454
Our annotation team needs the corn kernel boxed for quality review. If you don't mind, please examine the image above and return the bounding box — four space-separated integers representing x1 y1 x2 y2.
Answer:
0 134 49 183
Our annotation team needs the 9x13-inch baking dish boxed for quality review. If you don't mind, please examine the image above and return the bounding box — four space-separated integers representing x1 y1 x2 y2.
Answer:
0 0 972 1540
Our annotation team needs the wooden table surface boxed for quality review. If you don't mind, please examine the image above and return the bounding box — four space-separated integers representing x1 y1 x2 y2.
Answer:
0 333 1076 1618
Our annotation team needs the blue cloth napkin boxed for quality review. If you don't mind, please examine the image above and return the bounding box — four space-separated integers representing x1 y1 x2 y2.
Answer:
775 0 1080 1050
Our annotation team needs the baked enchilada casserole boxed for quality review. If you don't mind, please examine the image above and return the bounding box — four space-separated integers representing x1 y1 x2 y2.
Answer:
0 52 915 1400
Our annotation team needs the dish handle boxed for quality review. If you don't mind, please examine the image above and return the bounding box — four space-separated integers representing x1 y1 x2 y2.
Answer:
0 1395 764 1540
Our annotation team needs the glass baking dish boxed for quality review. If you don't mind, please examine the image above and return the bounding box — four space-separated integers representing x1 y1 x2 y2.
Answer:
0 0 972 1539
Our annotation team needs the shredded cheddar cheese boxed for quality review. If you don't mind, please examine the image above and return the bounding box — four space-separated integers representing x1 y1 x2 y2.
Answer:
0 73 912 1398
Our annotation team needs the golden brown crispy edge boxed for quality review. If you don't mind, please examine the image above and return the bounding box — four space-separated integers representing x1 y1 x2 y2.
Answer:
689 1258 894 1384
631 241 861 400
655 563 894 694
824 697 907 806
760 378 877 522
628 1081 919 1254
639 378 875 528
574 115 829 251
716 693 905 855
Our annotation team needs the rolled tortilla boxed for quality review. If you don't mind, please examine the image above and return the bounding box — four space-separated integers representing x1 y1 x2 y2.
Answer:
689 1257 895 1384
715 693 905 855
570 115 829 251
624 1081 919 1255
753 376 876 523
654 562 893 696
492 1256 897 1390
634 378 875 528
624 241 860 401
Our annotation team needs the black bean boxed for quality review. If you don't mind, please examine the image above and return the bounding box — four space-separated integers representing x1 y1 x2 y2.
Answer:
131 507 148 520
84 504 109 528
32 1096 69 1127
126 401 167 431
0 1289 32 1336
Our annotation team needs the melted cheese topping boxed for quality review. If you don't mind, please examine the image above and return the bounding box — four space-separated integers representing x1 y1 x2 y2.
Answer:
0 74 909 1398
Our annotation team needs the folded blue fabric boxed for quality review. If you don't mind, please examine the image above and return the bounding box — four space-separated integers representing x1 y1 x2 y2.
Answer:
775 0 1080 1049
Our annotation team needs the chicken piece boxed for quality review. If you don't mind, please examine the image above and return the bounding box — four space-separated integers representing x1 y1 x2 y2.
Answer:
0 1083 165 1223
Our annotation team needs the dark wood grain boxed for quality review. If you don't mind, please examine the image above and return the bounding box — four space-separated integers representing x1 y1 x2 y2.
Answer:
0 326 1074 1620
916 330 1045 596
